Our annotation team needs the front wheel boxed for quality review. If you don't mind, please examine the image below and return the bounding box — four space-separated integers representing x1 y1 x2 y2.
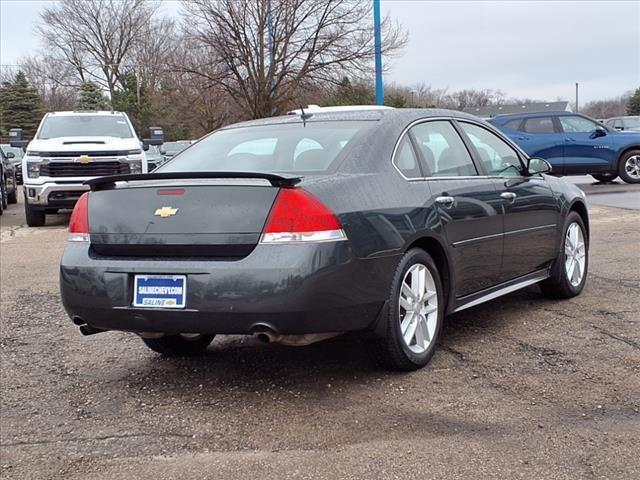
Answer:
591 173 617 183
142 334 215 356
24 202 46 227
364 249 444 371
540 211 588 299
618 150 640 184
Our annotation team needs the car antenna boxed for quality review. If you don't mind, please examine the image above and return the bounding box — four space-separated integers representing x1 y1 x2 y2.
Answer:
299 105 312 127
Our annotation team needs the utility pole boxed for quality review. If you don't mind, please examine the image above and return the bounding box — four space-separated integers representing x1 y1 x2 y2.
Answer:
373 0 383 105
267 0 276 115
575 82 579 113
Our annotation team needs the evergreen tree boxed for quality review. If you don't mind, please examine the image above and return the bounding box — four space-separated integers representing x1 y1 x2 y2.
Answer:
76 82 110 110
323 77 374 106
626 87 640 115
0 72 44 138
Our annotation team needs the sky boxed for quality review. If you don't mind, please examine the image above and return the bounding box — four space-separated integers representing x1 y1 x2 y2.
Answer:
1 0 639 104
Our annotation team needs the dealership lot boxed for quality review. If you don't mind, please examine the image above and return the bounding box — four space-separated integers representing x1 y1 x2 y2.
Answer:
1 188 639 479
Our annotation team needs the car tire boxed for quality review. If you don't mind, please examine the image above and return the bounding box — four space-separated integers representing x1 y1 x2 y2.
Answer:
7 188 17 204
540 211 588 299
142 334 215 357
364 248 444 371
591 173 617 183
24 202 46 227
618 150 640 184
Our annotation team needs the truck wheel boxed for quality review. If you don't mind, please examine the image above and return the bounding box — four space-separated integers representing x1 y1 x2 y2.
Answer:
25 203 46 227
618 150 640 184
142 334 215 357
591 173 617 183
364 248 444 371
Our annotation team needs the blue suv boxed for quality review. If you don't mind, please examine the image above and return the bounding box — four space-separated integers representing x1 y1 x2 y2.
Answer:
489 112 640 183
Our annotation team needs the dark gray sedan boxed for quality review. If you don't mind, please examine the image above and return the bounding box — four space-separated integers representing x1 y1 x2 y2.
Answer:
60 108 589 370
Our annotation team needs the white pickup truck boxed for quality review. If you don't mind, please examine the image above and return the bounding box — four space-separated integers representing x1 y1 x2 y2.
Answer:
10 111 163 226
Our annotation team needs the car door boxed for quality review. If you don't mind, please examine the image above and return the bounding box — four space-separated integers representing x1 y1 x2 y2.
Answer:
457 121 561 281
409 120 504 297
558 115 616 174
515 116 565 173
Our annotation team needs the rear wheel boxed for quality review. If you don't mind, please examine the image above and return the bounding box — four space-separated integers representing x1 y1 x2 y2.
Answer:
365 249 444 371
618 150 640 184
591 173 617 183
24 202 46 227
142 334 215 356
540 211 588 299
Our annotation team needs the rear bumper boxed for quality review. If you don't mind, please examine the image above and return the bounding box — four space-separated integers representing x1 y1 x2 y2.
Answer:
60 242 400 335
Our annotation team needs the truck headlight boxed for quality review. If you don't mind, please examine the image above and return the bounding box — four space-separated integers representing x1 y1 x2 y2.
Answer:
128 160 142 173
127 149 143 155
27 162 40 179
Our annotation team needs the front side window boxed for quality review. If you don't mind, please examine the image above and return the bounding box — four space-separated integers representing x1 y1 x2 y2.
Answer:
410 121 477 176
559 116 599 133
37 115 135 139
160 121 372 174
460 122 523 177
523 117 555 133
623 117 640 129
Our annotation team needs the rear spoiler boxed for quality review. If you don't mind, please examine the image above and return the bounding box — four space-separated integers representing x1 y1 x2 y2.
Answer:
85 172 302 191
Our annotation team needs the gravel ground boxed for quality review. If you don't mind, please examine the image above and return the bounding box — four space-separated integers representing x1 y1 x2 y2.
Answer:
1 202 638 480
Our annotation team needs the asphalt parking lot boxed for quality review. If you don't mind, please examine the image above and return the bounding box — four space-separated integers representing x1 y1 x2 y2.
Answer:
1 181 639 479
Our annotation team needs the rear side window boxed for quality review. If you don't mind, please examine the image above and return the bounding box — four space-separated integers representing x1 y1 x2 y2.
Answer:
410 121 477 177
393 136 422 178
504 119 522 131
160 121 373 174
523 117 555 133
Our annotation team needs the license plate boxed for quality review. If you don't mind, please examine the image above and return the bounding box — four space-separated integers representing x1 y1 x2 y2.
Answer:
133 275 186 309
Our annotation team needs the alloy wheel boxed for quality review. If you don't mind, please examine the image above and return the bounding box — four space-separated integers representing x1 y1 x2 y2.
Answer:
564 222 586 287
625 155 640 180
399 263 438 354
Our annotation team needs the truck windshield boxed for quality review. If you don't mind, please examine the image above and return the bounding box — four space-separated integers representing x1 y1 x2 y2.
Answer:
159 121 374 174
37 115 135 139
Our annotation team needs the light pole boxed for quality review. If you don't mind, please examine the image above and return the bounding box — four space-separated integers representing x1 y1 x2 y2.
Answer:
575 82 579 113
373 0 383 105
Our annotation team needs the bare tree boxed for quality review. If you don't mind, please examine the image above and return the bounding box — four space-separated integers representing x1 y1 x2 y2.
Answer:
37 0 158 98
19 55 78 111
582 92 632 119
181 0 407 119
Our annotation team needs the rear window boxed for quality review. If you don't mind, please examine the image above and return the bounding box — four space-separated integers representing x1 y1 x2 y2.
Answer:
159 121 373 174
37 115 134 139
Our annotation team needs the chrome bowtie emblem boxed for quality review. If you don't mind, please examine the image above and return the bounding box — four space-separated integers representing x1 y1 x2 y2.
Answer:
154 206 179 218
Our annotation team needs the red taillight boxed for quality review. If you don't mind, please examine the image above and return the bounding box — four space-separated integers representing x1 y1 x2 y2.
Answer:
261 188 346 243
68 192 89 241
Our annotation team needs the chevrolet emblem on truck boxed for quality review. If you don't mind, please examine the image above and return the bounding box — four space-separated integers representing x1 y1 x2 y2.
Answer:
77 155 92 164
154 206 179 218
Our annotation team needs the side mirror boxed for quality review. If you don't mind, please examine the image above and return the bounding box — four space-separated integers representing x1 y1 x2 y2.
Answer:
9 128 28 150
527 157 552 175
615 126 624 131
593 126 607 138
5 152 15 159
142 126 164 147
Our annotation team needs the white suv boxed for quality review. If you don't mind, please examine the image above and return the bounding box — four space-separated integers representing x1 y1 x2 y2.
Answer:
14 111 158 226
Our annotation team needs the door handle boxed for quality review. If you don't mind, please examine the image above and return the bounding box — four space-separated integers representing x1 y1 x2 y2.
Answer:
517 136 530 141
435 196 455 208
500 192 517 203
565 137 576 142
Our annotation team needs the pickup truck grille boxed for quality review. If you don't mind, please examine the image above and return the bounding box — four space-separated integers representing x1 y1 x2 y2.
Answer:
40 162 131 177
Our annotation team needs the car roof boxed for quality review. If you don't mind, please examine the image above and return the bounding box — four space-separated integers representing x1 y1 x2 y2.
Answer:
221 108 483 130
492 111 578 120
44 111 126 117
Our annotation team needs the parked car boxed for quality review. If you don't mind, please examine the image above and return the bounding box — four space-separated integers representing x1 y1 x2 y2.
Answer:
60 108 589 371
0 147 18 206
603 116 640 132
160 140 192 162
144 145 164 171
0 144 24 184
10 111 164 227
489 112 640 183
